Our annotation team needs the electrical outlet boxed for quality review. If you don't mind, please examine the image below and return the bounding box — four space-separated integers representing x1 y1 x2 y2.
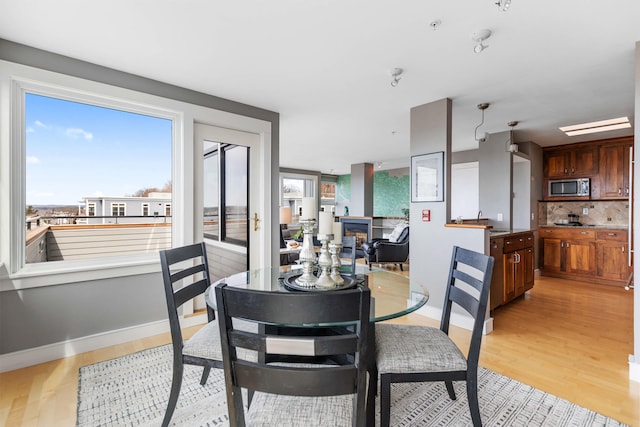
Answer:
531 212 535 221
497 213 503 221
583 207 589 215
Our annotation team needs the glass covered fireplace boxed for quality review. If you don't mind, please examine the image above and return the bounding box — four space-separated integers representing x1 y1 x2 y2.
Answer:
339 217 372 258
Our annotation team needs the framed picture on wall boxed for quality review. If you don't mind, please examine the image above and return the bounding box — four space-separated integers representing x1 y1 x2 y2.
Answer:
411 152 444 202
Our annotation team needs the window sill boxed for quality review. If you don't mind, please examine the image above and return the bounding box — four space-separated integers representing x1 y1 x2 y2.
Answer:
0 254 161 291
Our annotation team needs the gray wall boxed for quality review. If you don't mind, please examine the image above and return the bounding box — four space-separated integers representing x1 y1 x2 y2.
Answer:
479 130 512 230
0 39 279 355
349 163 374 217
409 99 453 312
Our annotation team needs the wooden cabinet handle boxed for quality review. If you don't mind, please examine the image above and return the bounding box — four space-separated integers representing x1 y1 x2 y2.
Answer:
607 233 616 236
580 231 588 234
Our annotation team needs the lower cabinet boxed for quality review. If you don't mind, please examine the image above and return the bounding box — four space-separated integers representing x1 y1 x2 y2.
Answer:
595 230 630 281
540 227 630 285
490 231 534 310
503 234 534 304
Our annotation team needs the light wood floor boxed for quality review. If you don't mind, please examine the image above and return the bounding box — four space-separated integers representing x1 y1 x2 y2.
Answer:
1 269 638 426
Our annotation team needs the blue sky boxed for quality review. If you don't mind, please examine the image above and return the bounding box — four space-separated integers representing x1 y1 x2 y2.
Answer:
26 93 172 205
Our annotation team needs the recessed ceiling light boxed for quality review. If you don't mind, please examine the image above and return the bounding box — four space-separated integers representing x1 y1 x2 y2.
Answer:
559 117 631 136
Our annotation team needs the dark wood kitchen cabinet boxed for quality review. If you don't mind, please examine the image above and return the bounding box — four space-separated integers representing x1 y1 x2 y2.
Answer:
595 230 630 281
543 144 598 178
540 227 596 277
503 233 534 303
540 227 628 286
490 231 534 310
594 138 632 199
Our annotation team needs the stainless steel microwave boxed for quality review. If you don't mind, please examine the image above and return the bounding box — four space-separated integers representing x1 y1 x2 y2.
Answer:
548 178 590 197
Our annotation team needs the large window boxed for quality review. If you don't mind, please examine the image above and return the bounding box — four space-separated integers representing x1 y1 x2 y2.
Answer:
24 92 172 264
204 142 249 246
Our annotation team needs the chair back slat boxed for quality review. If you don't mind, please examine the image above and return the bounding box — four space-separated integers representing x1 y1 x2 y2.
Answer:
234 361 357 396
221 287 366 325
450 269 483 293
448 286 479 318
170 263 206 283
173 278 209 307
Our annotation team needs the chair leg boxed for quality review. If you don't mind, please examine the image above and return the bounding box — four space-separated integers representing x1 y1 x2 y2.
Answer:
366 364 377 425
467 378 482 427
200 366 211 385
399 264 403 271
162 362 183 427
379 375 392 427
445 381 457 400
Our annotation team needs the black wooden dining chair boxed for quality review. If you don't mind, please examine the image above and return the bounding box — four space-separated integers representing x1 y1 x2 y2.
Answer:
159 242 224 427
375 246 494 427
339 235 358 276
215 282 372 427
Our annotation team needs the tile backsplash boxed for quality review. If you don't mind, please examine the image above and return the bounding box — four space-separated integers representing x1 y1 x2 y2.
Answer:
539 200 629 227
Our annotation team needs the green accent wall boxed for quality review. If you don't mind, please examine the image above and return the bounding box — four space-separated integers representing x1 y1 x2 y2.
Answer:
336 170 409 217
336 174 351 204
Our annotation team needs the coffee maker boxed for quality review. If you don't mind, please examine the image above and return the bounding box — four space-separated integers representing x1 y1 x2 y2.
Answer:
567 213 581 226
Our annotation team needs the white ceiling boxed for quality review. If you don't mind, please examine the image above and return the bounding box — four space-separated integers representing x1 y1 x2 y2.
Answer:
2 0 639 175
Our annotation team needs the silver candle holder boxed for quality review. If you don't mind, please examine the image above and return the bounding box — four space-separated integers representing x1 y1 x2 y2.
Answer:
315 234 335 289
295 218 318 287
329 242 344 285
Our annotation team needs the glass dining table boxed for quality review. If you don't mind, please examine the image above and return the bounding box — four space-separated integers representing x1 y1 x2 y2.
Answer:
205 264 429 425
205 264 429 323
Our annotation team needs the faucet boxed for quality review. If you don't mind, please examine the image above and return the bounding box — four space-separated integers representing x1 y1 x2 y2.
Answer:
476 210 483 224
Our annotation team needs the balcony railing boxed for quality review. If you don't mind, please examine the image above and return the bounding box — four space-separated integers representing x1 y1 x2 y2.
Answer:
25 215 172 263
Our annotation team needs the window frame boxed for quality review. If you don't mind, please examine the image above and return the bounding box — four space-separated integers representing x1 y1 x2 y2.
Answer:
0 64 182 289
87 203 96 217
141 203 149 216
0 59 273 290
111 203 126 217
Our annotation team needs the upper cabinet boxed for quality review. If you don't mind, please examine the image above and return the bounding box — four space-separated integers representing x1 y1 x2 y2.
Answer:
593 138 633 199
543 144 598 178
543 137 633 201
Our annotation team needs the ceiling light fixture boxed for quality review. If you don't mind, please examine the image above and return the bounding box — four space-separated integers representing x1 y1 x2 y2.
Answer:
390 68 403 87
429 19 442 31
559 116 631 136
506 121 519 153
495 0 511 12
474 103 490 143
471 29 491 53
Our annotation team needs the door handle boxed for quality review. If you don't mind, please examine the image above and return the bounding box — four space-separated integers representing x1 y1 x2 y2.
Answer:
253 212 260 231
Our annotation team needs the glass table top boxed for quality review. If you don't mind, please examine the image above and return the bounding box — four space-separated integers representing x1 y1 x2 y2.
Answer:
206 264 429 323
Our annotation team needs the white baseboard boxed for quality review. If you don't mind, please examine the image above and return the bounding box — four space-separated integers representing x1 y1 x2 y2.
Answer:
0 314 207 373
413 305 493 334
630 355 640 382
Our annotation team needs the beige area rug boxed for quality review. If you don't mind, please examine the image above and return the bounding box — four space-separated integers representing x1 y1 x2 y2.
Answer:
77 345 628 426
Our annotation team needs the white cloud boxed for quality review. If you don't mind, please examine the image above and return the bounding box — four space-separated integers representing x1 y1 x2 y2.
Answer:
34 120 50 129
26 156 41 164
26 127 35 133
66 128 94 141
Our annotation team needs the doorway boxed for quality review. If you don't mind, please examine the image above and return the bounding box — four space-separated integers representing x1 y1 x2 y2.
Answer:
195 123 266 272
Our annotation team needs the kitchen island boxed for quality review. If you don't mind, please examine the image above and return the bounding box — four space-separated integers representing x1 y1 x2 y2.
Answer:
488 230 535 310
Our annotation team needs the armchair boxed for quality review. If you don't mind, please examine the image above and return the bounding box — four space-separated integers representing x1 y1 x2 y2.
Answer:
362 224 409 270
